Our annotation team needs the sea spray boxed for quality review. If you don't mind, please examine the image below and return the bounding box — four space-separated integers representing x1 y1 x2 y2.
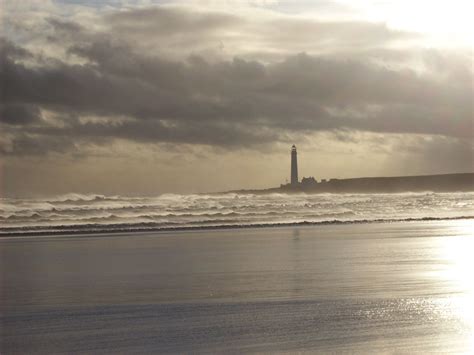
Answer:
1 192 473 235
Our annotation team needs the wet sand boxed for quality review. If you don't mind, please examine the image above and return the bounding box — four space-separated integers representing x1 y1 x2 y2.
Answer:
1 220 473 353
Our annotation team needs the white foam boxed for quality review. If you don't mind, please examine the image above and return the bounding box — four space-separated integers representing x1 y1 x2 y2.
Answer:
1 192 473 234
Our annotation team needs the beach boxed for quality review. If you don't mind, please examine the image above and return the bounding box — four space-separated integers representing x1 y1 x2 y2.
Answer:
1 219 472 353
3 0 473 352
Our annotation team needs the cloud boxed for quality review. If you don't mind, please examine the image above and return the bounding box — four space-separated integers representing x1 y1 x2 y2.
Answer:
0 104 41 125
98 5 418 61
105 6 243 35
0 4 472 159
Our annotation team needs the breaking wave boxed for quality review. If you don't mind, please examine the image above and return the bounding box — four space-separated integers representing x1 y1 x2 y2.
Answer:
1 192 473 236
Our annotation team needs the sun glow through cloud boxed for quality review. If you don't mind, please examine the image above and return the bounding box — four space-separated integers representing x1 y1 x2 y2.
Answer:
301 0 474 47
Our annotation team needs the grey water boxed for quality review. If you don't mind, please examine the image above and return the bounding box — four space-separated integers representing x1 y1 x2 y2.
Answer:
1 220 473 353
1 191 473 234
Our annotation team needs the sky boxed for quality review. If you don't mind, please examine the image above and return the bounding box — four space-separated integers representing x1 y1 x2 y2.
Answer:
1 0 473 197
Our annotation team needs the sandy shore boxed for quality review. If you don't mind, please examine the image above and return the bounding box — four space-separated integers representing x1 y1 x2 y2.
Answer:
1 220 473 353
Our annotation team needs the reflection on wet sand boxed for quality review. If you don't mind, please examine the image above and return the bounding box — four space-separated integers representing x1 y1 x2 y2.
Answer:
1 220 473 353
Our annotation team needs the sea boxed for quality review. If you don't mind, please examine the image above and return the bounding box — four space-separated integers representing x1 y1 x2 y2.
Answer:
1 192 473 353
1 191 473 235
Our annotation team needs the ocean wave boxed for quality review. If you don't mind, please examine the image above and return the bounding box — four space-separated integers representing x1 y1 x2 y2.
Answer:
45 193 111 203
1 191 472 236
0 209 359 225
1 212 43 220
1 215 473 237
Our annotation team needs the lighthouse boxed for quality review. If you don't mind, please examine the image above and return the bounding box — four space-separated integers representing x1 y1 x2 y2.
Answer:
291 145 298 186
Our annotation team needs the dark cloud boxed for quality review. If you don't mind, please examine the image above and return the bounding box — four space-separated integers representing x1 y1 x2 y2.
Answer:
0 38 33 61
0 6 472 157
47 17 85 34
0 104 41 125
0 132 77 156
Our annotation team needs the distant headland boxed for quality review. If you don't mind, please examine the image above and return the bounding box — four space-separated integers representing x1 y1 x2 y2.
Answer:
229 145 474 194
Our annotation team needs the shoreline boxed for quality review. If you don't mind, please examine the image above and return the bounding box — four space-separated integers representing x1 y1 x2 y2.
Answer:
2 211 471 353
1 215 472 238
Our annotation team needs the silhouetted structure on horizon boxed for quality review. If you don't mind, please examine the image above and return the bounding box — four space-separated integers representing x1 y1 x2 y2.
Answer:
271 146 474 193
291 145 298 186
